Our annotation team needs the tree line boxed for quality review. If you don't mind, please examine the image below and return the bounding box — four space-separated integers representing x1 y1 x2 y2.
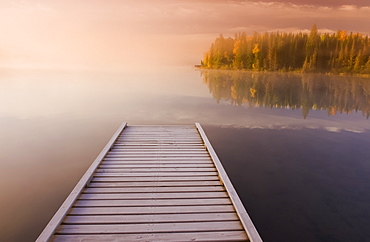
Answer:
201 69 370 119
201 25 370 75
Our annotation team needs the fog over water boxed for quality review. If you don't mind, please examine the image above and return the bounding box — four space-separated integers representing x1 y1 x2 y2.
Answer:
1 0 370 70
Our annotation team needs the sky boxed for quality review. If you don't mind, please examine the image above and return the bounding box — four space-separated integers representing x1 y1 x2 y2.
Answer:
0 0 369 70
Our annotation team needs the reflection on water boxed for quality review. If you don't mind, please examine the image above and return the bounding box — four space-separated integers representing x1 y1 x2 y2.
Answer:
201 70 370 119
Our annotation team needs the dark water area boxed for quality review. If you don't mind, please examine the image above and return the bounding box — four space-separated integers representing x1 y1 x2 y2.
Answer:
0 67 369 241
204 126 370 242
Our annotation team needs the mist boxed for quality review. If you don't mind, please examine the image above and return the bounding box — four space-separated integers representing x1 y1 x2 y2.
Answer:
1 0 369 70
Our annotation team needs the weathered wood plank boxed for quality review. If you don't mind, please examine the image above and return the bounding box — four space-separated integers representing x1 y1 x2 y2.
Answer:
91 176 220 182
117 136 202 139
119 136 200 138
74 198 231 207
96 168 217 173
110 148 207 152
69 205 235 215
114 141 204 144
107 154 209 157
120 130 198 132
112 145 206 149
116 140 203 143
56 221 244 234
121 130 198 132
121 127 197 130
123 128 196 129
104 156 211 160
82 186 225 193
117 140 203 143
120 132 198 134
63 212 238 224
119 133 200 135
114 143 205 146
102 157 211 161
108 151 208 154
88 180 222 188
78 191 229 200
118 135 201 138
52 231 248 242
123 128 196 130
99 164 214 168
95 168 217 173
123 125 194 128
120 131 199 133
101 160 213 164
93 172 219 177
105 154 210 157
112 145 204 148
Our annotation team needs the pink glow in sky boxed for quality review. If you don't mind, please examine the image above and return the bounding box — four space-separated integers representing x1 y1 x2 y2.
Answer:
0 0 369 70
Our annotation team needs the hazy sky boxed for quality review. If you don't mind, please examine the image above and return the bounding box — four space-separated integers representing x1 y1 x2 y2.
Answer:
0 0 369 70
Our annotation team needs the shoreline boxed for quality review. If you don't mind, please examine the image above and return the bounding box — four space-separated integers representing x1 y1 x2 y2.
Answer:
195 66 370 79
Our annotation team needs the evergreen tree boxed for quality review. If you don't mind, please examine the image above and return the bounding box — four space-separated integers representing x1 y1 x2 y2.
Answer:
201 25 370 75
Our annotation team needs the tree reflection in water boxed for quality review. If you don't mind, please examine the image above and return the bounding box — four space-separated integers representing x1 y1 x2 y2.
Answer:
201 70 370 119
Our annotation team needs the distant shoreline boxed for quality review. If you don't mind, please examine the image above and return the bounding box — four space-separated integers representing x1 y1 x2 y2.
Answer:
201 25 370 77
195 66 370 79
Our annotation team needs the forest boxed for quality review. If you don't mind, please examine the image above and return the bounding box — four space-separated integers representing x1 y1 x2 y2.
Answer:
201 25 370 75
201 69 370 119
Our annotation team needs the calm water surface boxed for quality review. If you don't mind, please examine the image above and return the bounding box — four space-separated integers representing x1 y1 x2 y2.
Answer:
0 67 369 242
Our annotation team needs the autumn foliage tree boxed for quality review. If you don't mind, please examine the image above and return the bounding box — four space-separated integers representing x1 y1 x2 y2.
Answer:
201 25 370 75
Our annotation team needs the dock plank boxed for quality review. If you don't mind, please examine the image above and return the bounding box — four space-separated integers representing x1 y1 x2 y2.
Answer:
91 176 220 182
95 167 217 173
88 181 223 187
56 221 244 234
99 164 214 168
63 212 238 224
78 191 229 200
69 205 236 215
107 151 209 154
101 161 213 165
93 172 219 177
82 186 225 193
110 149 207 152
74 198 232 207
105 154 210 158
101 158 212 161
52 231 248 242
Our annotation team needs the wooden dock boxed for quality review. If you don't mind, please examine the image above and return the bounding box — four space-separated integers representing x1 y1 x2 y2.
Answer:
37 123 262 241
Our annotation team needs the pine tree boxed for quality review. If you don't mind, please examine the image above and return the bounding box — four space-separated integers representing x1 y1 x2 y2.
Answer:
201 26 370 74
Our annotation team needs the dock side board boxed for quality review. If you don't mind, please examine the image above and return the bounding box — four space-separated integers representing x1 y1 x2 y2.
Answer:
196 123 262 242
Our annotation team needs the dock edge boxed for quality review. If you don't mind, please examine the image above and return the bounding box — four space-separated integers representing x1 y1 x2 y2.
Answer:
195 123 263 242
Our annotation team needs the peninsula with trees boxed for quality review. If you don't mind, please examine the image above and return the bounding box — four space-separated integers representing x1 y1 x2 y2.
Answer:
201 25 370 75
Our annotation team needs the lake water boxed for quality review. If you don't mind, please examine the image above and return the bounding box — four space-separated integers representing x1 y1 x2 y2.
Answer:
1 67 369 242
